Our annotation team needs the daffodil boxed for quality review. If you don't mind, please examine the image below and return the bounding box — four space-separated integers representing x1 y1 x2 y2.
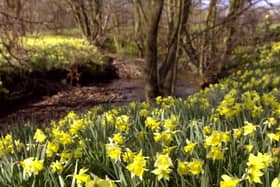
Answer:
243 121 256 136
87 176 117 187
207 146 224 160
34 129 47 143
246 152 273 184
153 130 175 145
258 152 273 167
244 144 254 152
233 128 242 139
204 131 230 148
272 178 280 187
106 142 122 161
127 151 147 179
73 148 83 158
122 148 135 163
164 115 177 130
20 157 44 177
129 101 136 109
105 112 115 124
264 117 277 128
46 141 59 158
59 132 73 145
177 160 188 176
188 159 203 175
65 111 77 120
112 133 124 144
184 142 197 154
247 167 263 184
152 153 173 181
50 160 64 173
267 133 280 141
115 115 130 132
0 134 15 156
60 151 72 162
162 146 176 154
73 168 91 187
145 117 160 131
251 105 263 118
247 153 265 170
69 119 85 135
220 174 240 187
139 109 149 117
203 126 212 136
52 129 73 145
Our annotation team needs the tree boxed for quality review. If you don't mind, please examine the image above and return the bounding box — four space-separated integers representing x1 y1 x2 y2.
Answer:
141 0 191 100
65 0 107 46
179 0 267 84
0 0 27 66
220 0 246 73
0 0 66 67
143 0 163 100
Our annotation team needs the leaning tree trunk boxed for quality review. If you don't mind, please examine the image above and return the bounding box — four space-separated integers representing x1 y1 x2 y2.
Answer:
144 0 164 101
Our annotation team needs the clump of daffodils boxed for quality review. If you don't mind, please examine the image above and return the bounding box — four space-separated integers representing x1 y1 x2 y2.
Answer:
220 175 240 187
127 151 147 180
177 159 204 176
33 129 47 143
50 160 64 174
105 141 122 161
72 168 116 187
152 153 173 181
0 134 23 157
20 157 44 177
145 117 160 131
245 152 273 184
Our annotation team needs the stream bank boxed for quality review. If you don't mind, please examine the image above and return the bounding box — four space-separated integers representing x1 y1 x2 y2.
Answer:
0 58 200 130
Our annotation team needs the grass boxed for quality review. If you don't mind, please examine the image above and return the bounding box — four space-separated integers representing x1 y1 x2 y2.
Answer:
0 42 280 187
0 35 102 71
24 35 101 70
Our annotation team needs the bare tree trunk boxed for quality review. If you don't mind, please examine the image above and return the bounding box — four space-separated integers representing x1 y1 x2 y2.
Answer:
0 0 28 66
201 0 217 81
159 0 191 96
65 0 104 46
179 0 201 77
144 0 164 101
131 0 146 58
220 0 245 73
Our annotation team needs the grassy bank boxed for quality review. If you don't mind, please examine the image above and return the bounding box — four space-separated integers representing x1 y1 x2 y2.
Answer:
0 42 279 186
0 35 117 105
0 35 102 70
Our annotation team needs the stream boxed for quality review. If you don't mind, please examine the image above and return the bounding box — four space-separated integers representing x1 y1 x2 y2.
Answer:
0 74 200 131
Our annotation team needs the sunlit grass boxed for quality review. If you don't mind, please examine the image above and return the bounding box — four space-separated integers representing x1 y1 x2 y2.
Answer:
0 35 101 71
24 35 95 51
